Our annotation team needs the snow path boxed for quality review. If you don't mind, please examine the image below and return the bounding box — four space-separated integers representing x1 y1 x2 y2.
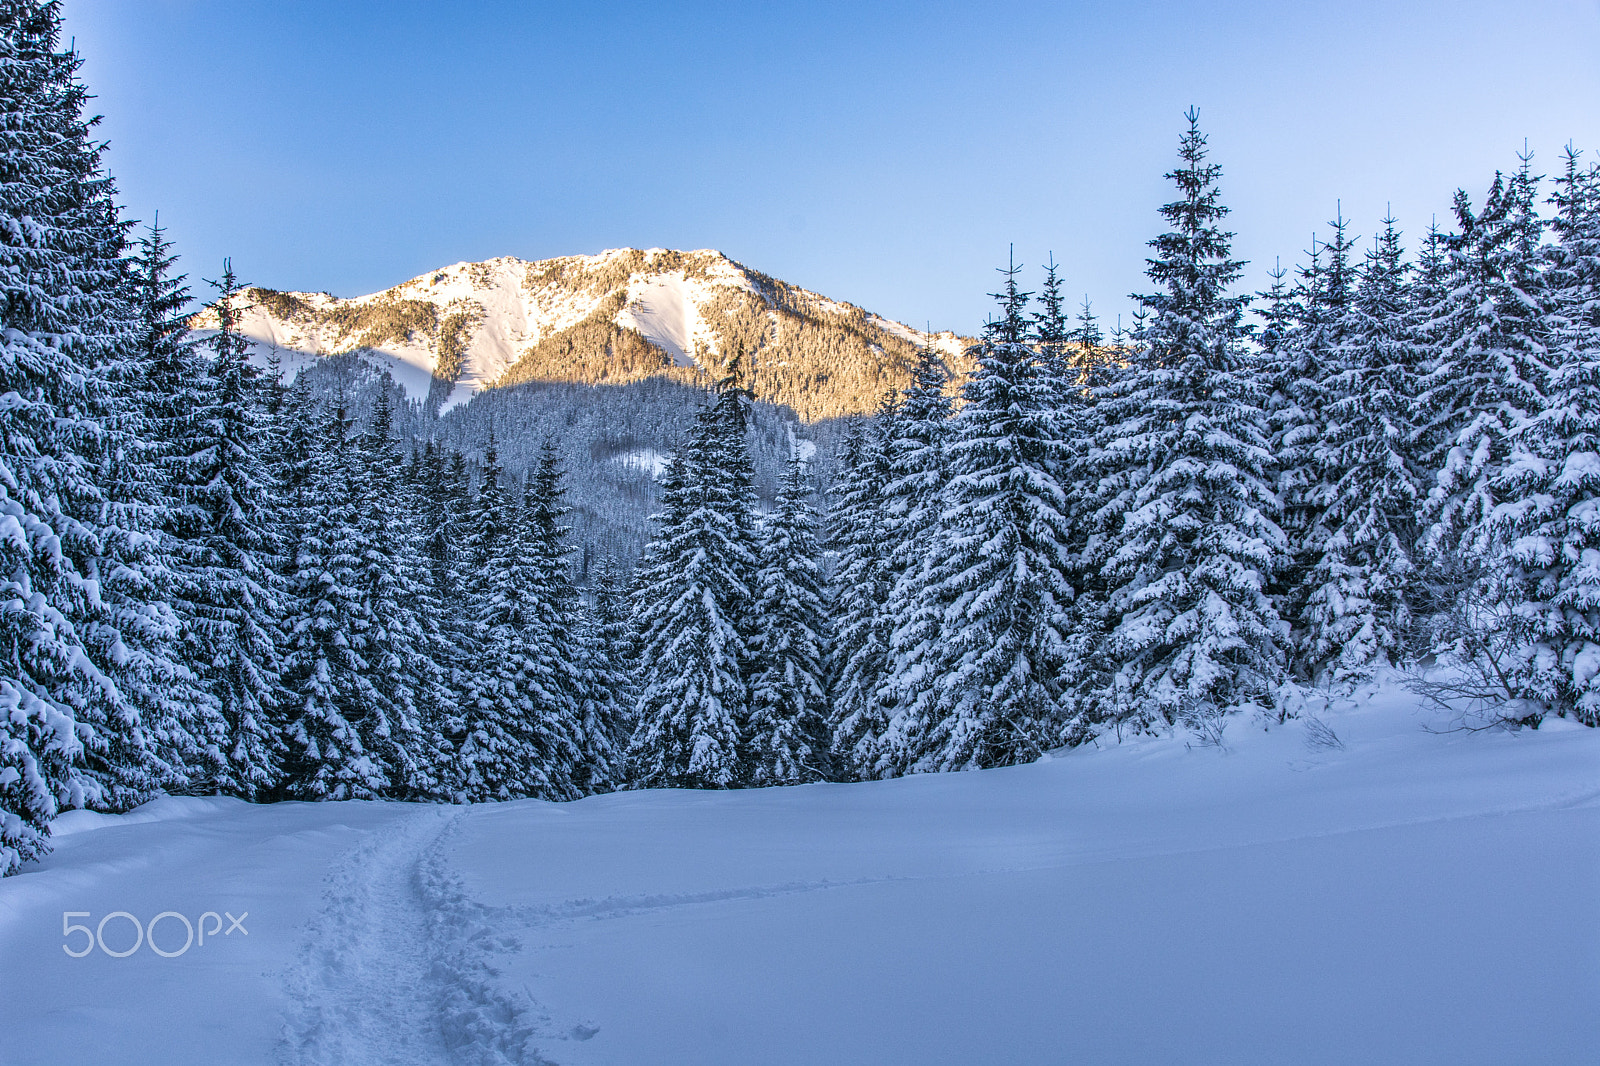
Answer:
278 806 547 1066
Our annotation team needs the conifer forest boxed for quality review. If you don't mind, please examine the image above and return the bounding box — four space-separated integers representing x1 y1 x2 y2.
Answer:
5 0 1600 883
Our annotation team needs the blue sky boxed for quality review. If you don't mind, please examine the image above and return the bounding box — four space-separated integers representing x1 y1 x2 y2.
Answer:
64 0 1600 333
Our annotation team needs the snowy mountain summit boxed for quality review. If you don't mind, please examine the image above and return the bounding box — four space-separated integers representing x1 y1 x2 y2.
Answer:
200 248 967 420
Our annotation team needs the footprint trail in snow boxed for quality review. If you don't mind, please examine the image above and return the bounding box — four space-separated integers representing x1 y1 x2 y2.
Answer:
279 807 548 1066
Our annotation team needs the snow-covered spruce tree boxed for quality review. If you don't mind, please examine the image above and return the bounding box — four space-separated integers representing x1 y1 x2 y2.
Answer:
82 219 209 803
1484 148 1600 723
349 390 453 798
1417 160 1555 564
453 436 533 799
455 443 584 801
881 258 1074 772
873 350 959 773
279 400 394 799
628 362 759 789
1058 311 1137 742
521 441 591 791
1070 295 1108 380
0 1 161 873
1088 109 1284 732
1033 254 1074 391
153 261 287 796
1032 256 1095 551
1032 264 1112 733
575 554 635 791
1271 213 1358 676
1413 160 1559 701
747 453 831 785
825 416 897 779
1298 216 1425 682
411 438 472 766
1256 260 1294 362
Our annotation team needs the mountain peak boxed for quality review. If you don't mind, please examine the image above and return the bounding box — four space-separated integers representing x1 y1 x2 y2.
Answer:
204 248 969 420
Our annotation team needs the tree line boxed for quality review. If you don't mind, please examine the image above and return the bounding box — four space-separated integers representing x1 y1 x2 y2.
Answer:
645 109 1598 783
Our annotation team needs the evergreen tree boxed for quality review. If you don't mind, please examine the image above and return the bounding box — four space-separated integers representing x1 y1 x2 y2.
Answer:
279 400 394 799
747 454 831 785
1088 109 1284 731
1033 254 1073 384
882 257 1075 771
1070 295 1106 373
413 440 472 769
1417 160 1555 563
452 437 582 801
1486 148 1600 723
349 390 453 797
0 1 161 872
1273 213 1359 676
91 220 209 800
149 261 291 796
576 554 635 791
628 363 759 788
825 418 896 779
519 442 589 792
453 436 526 800
1299 216 1425 680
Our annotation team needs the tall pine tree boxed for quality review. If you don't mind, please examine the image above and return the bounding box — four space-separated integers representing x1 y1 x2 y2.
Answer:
0 1 164 872
1486 149 1600 723
628 362 759 788
747 453 831 785
1088 109 1284 731
161 262 285 796
882 257 1074 771
1299 216 1425 681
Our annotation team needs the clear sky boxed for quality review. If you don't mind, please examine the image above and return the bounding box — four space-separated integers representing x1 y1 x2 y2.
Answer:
63 0 1600 334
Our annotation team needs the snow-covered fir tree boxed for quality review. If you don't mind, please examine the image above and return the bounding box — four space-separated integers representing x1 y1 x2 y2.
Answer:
454 436 531 799
881 259 1074 772
575 554 634 792
1417 159 1556 564
1272 213 1358 675
1088 109 1285 731
1070 295 1107 375
279 400 398 799
860 347 960 776
89 221 207 801
0 0 167 872
410 438 472 771
348 391 453 797
454 438 583 800
1298 216 1425 681
628 363 759 788
824 418 896 779
747 454 831 785
520 441 591 791
1484 148 1600 723
1033 254 1073 389
153 260 286 796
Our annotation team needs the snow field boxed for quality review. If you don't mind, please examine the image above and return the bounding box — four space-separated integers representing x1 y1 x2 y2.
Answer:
1 687 1596 1065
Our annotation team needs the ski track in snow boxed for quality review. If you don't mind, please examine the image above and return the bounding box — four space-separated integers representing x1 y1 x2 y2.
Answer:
278 807 551 1066
511 876 904 927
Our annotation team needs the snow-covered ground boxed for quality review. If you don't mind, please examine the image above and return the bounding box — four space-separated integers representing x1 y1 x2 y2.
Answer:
2 685 1596 1065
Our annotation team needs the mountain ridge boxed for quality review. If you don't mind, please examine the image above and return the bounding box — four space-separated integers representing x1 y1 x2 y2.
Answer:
201 247 972 421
